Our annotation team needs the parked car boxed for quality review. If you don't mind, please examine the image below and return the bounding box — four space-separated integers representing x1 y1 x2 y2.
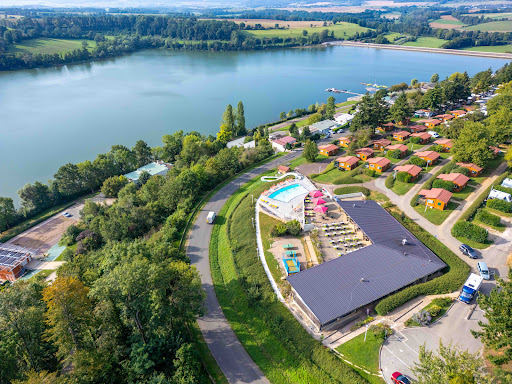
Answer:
427 131 440 138
391 372 411 384
477 261 490 280
61 212 72 218
460 244 477 259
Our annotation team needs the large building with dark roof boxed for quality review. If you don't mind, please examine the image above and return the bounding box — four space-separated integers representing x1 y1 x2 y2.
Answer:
287 200 446 330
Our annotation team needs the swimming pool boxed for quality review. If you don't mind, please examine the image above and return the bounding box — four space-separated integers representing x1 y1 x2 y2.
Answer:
269 184 308 203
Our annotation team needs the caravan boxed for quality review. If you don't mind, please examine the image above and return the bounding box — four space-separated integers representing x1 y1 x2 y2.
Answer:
206 211 216 224
488 189 512 203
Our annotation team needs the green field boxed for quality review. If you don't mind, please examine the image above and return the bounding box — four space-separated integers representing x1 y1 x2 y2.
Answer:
431 18 466 26
463 12 512 20
414 201 459 225
463 20 512 32
245 22 370 39
402 37 447 48
336 331 385 379
7 37 97 55
463 44 512 53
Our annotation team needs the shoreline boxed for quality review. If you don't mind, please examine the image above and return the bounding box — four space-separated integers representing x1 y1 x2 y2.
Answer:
326 41 512 60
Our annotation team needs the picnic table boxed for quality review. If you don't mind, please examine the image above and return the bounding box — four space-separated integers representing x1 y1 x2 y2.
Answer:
283 244 294 249
285 250 296 256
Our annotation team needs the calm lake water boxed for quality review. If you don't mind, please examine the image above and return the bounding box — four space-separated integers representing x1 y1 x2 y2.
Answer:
0 46 508 202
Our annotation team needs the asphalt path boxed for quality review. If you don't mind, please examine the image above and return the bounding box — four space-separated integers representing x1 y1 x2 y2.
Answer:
187 151 301 384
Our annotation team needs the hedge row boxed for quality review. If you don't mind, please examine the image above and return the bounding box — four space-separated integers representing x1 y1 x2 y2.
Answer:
410 160 455 207
475 209 502 227
458 171 510 222
494 184 512 195
452 221 488 243
333 163 365 185
385 173 395 189
487 198 512 213
334 186 370 197
375 210 470 315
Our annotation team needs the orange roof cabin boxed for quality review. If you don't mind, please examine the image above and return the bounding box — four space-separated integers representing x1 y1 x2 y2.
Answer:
450 110 466 118
423 119 442 129
278 165 290 174
456 162 483 176
355 148 375 161
415 151 440 165
435 114 454 122
419 188 453 210
393 131 411 142
339 137 353 148
318 144 339 156
464 105 476 112
437 173 470 192
0 245 33 282
373 138 392 151
490 146 501 158
395 164 422 180
434 139 453 152
335 156 359 171
410 132 432 145
367 157 391 173
409 125 427 133
385 144 408 158
377 122 395 132
398 117 411 126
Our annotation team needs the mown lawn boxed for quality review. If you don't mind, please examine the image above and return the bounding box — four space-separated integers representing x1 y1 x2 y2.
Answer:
210 174 368 384
245 22 371 39
288 154 328 169
402 37 447 48
392 177 422 196
313 167 343 183
414 201 459 225
7 37 97 55
463 20 512 32
336 331 384 375
452 185 476 200
463 44 512 53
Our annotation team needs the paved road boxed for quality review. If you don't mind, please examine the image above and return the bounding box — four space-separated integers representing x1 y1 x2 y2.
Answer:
187 151 301 384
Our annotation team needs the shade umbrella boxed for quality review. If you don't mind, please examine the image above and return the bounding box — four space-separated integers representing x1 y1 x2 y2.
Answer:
309 190 323 198
313 205 328 213
313 198 326 205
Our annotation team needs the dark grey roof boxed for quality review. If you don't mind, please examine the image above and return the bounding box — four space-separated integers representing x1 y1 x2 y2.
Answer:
287 200 446 326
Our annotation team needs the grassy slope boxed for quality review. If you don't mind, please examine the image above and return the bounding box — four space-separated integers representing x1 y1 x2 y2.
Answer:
337 332 383 374
463 20 512 32
463 45 512 53
210 174 368 384
7 37 97 55
431 18 465 25
402 37 447 48
246 23 370 39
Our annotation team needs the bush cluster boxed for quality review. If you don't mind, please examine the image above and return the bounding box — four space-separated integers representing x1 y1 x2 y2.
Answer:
375 210 470 315
350 316 374 331
270 220 301 237
428 144 444 153
333 186 370 197
385 173 395 189
475 209 501 227
396 171 412 183
452 221 488 243
387 149 402 159
432 179 455 192
452 166 470 176
493 184 512 195
409 156 427 167
333 164 364 184
487 198 512 213
410 136 421 144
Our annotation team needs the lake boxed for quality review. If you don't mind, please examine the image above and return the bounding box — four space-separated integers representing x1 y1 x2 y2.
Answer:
0 46 508 202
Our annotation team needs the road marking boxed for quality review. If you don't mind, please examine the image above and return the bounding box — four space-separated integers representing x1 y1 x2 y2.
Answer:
383 346 412 369
397 332 419 356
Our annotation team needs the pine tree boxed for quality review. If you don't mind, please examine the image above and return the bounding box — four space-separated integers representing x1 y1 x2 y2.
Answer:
236 101 246 136
389 92 410 123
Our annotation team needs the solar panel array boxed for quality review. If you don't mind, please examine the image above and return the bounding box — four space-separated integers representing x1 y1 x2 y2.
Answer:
0 244 34 270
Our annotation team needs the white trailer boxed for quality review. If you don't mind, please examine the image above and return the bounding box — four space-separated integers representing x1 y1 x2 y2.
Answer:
206 211 216 224
488 189 512 203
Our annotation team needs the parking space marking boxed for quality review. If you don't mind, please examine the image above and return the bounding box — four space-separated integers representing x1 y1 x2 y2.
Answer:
397 332 419 356
383 346 412 369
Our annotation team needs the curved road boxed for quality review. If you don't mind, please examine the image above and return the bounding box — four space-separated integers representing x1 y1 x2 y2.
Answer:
187 151 300 384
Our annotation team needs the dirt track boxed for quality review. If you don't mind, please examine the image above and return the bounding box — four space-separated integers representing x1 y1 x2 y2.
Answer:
333 41 512 59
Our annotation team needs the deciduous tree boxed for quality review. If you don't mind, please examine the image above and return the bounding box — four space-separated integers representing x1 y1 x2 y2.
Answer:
236 101 246 136
303 139 318 162
0 197 16 231
389 92 410 123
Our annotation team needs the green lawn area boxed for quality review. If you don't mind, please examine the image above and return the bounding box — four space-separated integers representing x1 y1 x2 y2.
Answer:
7 37 97 55
463 44 512 53
463 20 512 32
402 37 447 48
278 118 309 132
336 100 359 108
287 154 328 169
452 185 476 200
473 218 506 233
336 331 384 375
407 142 427 151
28 269 53 281
246 22 370 39
313 167 343 183
414 201 459 225
485 207 512 218
392 176 422 196
431 18 465 26
463 12 512 20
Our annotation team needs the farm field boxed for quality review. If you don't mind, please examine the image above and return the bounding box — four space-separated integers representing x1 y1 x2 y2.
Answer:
463 44 512 53
463 20 512 31
432 17 465 25
206 18 333 28
463 12 512 20
7 37 97 55
430 16 465 29
402 37 447 48
245 22 370 39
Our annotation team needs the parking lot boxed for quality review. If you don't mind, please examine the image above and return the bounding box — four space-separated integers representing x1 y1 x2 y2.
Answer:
380 300 486 383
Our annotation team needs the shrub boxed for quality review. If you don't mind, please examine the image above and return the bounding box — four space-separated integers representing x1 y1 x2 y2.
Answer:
366 169 376 177
410 136 421 144
487 198 512 213
475 209 501 227
388 149 402 159
432 179 455 192
375 210 470 315
494 185 512 195
350 316 374 331
334 176 361 185
101 175 128 198
370 323 393 339
429 144 444 153
385 173 395 189
428 305 442 317
270 223 288 237
409 156 427 167
334 186 370 196
452 166 470 176
451 221 488 243
285 220 301 236
412 310 432 326
396 171 412 183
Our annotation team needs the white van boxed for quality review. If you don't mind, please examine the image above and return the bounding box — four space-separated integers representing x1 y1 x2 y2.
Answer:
477 261 490 280
206 211 216 224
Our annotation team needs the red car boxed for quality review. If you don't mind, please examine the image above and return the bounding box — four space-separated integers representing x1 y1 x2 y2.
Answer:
391 372 411 384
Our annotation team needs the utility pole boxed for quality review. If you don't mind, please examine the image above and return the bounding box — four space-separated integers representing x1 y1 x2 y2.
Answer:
251 217 255 228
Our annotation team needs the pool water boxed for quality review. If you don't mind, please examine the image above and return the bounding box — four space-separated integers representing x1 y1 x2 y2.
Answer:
269 184 308 203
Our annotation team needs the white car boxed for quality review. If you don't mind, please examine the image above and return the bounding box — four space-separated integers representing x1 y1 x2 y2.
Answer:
428 131 440 138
